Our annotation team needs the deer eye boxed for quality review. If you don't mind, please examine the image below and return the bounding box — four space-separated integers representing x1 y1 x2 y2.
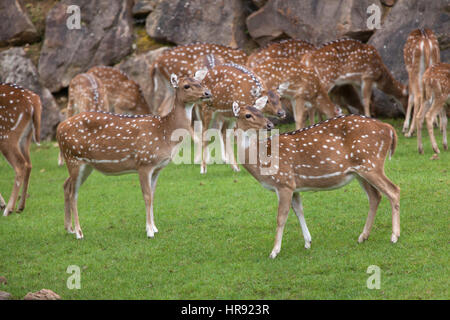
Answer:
245 114 252 119
184 84 190 89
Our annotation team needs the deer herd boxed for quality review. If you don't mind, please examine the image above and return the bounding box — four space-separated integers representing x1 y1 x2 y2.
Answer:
0 28 448 258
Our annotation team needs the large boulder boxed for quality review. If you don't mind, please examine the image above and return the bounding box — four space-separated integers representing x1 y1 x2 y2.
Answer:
38 0 134 93
246 0 387 46
146 0 251 48
0 0 39 47
0 48 62 140
23 289 61 300
0 291 12 300
115 47 169 113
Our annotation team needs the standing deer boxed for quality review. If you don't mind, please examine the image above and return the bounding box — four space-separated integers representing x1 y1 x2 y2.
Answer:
87 66 150 115
416 62 449 154
301 39 408 117
198 62 285 174
251 57 342 129
232 103 400 258
403 29 441 136
0 83 41 216
56 74 211 239
149 43 248 116
58 72 110 166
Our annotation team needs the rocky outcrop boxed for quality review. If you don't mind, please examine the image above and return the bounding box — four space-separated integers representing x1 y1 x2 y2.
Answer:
23 289 61 300
246 0 386 45
38 0 134 93
0 0 39 46
0 291 12 300
146 0 251 48
0 48 62 140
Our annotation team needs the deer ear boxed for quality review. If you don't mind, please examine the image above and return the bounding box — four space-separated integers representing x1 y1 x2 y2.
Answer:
232 102 240 117
254 96 268 110
170 74 179 88
278 82 290 95
194 69 208 82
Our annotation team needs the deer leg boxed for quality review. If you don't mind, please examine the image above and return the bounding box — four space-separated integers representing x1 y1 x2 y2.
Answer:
149 168 162 233
63 176 74 234
406 83 422 138
403 87 414 133
138 167 156 238
2 148 26 216
441 109 448 151
358 171 400 243
270 188 293 259
361 79 374 117
415 98 429 154
58 151 65 166
293 98 307 130
291 192 311 249
425 97 446 154
356 178 382 243
308 107 316 126
17 130 33 212
200 109 214 174
224 119 240 172
0 193 5 210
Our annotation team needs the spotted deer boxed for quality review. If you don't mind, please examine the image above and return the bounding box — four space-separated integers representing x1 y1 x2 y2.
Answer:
56 74 211 239
246 39 316 69
87 66 150 115
0 83 41 216
251 57 342 129
198 62 286 174
149 43 248 115
416 62 449 154
403 29 441 136
232 103 400 258
301 39 408 117
57 72 110 166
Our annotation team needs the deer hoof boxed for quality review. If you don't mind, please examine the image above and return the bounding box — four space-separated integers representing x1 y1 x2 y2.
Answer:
304 241 311 249
76 230 84 240
3 208 12 217
390 234 399 243
358 233 369 243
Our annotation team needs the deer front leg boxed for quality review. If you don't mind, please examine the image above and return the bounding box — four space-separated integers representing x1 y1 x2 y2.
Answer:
270 188 293 259
17 132 33 212
361 79 374 117
291 192 311 249
292 98 307 130
0 193 5 210
139 168 157 238
149 168 162 234
402 89 414 133
415 99 429 154
2 149 26 216
426 97 446 154
69 163 92 239
224 119 240 172
63 177 74 234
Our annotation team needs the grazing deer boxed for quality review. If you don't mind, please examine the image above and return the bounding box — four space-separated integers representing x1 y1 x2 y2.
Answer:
246 39 316 69
416 62 449 154
87 66 150 115
56 74 211 239
232 103 400 258
301 39 408 117
0 83 41 216
198 62 286 174
251 57 342 129
149 43 248 115
58 73 110 166
403 29 441 136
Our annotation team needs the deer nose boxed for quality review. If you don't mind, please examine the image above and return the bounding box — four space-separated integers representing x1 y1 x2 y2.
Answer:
267 121 274 130
277 109 286 118
204 90 212 98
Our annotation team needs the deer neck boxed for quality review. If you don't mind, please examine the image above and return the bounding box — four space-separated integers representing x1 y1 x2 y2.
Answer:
160 92 194 143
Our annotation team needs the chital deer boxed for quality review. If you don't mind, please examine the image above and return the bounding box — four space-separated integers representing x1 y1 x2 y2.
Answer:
416 62 449 154
198 62 286 174
87 66 150 115
403 29 440 136
56 74 211 239
149 43 247 116
301 39 408 117
57 72 110 166
232 103 400 258
246 39 316 69
0 83 41 216
251 57 342 129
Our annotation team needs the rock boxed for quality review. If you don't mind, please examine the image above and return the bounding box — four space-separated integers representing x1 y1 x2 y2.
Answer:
0 0 39 46
246 0 385 46
23 289 61 300
0 291 12 300
146 0 251 48
38 0 134 92
0 47 62 140
133 0 158 18
115 47 169 113
251 0 268 8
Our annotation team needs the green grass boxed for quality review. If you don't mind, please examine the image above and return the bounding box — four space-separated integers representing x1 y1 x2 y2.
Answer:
0 119 448 299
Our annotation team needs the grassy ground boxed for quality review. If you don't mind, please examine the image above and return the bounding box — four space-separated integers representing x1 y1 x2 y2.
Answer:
0 119 448 299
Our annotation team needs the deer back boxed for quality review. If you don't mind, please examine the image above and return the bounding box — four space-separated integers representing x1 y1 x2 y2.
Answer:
423 63 450 99
404 29 441 75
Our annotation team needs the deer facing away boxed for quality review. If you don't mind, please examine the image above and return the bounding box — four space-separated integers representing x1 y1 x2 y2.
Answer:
0 83 41 216
56 74 211 239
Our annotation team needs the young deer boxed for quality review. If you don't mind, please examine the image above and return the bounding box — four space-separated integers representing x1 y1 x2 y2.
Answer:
87 66 150 115
416 62 449 154
198 62 285 174
0 83 41 216
56 74 211 239
246 39 316 69
251 57 342 129
149 43 247 115
58 73 110 166
301 39 408 117
403 29 441 136
232 103 400 258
